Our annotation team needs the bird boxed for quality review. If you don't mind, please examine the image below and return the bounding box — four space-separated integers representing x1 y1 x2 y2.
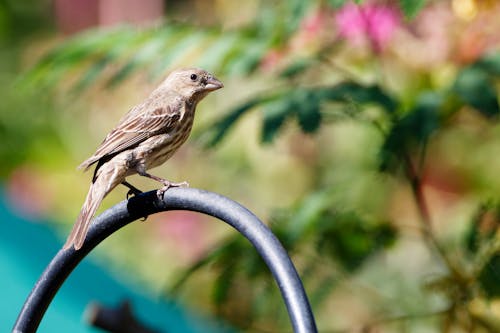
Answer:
63 68 223 250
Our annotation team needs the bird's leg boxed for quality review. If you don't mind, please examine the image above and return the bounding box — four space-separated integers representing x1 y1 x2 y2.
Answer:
136 167 188 200
122 181 148 221
122 181 143 199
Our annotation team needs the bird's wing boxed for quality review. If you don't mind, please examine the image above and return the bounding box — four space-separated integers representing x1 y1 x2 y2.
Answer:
79 105 181 170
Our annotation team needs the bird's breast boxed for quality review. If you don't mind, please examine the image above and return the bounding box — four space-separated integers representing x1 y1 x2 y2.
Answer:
137 113 194 170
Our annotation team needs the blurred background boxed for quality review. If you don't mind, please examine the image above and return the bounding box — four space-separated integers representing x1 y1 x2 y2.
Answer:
1 0 500 332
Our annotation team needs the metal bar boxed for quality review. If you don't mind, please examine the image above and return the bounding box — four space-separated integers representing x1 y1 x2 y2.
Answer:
13 188 317 333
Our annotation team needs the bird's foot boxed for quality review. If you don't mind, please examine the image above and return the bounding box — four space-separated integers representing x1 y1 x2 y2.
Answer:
126 188 143 199
156 180 189 200
122 181 143 199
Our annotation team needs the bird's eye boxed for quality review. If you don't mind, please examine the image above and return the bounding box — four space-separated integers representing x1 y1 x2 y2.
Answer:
190 74 198 81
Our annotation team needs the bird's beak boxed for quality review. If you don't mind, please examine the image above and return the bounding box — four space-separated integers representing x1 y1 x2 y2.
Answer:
204 76 224 91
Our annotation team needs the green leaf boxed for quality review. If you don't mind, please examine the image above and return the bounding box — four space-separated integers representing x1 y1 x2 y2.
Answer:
25 27 146 88
283 0 312 36
204 95 278 147
168 236 245 293
261 98 294 143
205 82 396 147
319 82 398 114
224 39 270 75
479 253 500 298
25 22 275 89
379 92 441 172
326 0 350 9
197 32 240 72
279 58 314 78
316 211 396 272
296 91 322 133
148 29 208 79
399 0 427 19
22 29 108 85
465 203 500 254
106 28 175 87
73 56 112 91
454 65 500 118
287 190 334 243
73 30 145 90
476 53 500 76
213 264 237 306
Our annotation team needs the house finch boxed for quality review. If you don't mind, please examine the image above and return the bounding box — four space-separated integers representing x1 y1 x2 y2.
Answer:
64 68 223 250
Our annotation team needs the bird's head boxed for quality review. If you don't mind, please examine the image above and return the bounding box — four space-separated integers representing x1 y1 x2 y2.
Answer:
156 68 223 103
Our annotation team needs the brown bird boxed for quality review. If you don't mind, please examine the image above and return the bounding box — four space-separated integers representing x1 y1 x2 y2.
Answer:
64 68 223 250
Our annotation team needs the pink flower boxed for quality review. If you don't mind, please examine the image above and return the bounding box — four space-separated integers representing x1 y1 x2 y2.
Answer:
336 1 401 52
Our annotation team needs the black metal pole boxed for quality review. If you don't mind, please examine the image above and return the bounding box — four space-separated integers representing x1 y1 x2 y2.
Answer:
13 188 317 333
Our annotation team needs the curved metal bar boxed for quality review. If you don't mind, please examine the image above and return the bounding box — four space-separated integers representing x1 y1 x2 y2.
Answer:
13 188 317 333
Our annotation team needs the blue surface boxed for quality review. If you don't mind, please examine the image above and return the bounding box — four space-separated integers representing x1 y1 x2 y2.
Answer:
0 190 233 333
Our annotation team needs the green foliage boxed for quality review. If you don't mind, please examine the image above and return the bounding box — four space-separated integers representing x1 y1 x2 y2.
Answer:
399 0 427 19
261 98 294 142
206 82 396 146
0 0 52 45
464 203 500 298
329 0 428 18
279 58 315 79
22 0 315 90
189 52 500 330
168 55 500 326
379 53 500 173
170 190 396 322
379 92 441 172
479 254 500 298
316 211 396 272
465 204 500 254
453 54 500 118
22 25 257 89
21 0 428 91
477 52 500 75
326 0 350 9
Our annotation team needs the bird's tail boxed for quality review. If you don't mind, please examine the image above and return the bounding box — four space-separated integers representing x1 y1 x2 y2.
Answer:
64 177 110 250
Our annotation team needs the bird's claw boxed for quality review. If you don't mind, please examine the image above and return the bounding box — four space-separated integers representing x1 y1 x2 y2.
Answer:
156 181 189 200
123 181 143 199
172 180 189 188
126 188 143 199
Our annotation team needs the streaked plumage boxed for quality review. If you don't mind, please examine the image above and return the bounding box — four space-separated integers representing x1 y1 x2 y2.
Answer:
64 68 223 250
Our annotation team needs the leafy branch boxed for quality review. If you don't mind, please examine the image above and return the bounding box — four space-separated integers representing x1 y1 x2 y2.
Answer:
172 52 500 331
21 0 428 92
